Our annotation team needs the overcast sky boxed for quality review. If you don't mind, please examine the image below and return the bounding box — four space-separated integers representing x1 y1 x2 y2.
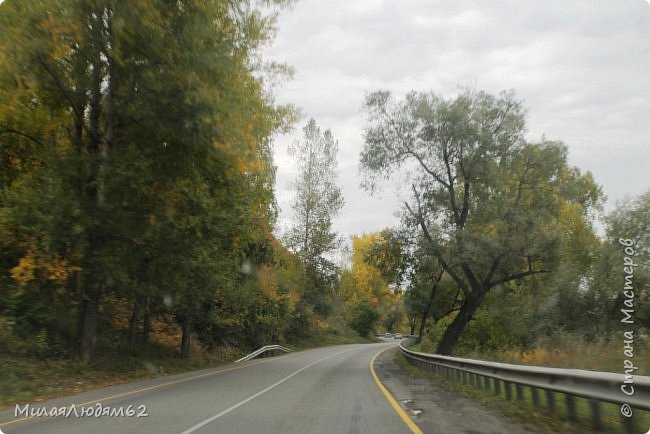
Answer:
265 0 650 242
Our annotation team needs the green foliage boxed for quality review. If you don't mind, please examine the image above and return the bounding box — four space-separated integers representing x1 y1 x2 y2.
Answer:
425 190 649 360
364 229 409 286
502 190 650 344
380 300 404 333
584 190 650 334
285 119 344 289
345 298 380 337
0 0 295 362
360 88 603 354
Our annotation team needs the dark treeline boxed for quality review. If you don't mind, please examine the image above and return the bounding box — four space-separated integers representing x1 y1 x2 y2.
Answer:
0 0 334 364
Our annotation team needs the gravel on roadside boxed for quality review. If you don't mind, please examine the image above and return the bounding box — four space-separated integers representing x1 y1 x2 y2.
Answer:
373 346 548 434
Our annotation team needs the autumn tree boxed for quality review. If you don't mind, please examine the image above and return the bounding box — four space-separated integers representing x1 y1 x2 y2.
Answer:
363 229 409 289
360 88 602 354
285 119 344 313
0 0 293 361
340 234 391 305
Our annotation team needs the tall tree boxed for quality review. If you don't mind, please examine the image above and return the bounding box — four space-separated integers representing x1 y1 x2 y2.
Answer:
0 0 293 361
285 119 344 297
586 191 650 334
360 89 602 354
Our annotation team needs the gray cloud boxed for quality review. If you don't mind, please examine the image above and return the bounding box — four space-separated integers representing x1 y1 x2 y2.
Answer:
267 0 650 240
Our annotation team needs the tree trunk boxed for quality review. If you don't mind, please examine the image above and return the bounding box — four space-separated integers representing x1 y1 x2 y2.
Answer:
79 295 100 363
78 9 111 364
128 300 140 347
142 297 151 343
416 312 429 344
435 294 483 355
416 276 440 343
181 317 191 358
407 313 416 336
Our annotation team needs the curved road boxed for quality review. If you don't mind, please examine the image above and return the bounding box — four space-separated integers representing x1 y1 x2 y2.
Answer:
0 342 416 434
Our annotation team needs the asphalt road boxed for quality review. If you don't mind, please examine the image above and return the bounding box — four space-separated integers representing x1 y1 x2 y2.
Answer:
0 342 415 434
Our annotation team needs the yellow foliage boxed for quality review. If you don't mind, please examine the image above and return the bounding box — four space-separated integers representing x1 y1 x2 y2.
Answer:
257 265 279 300
10 251 80 287
44 257 80 282
345 233 392 307
10 256 35 286
235 158 265 175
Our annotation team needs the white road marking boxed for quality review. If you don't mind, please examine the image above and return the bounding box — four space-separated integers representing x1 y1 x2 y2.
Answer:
180 347 358 434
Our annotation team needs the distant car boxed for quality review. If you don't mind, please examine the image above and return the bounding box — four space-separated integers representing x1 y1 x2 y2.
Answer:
394 333 402 339
384 332 392 338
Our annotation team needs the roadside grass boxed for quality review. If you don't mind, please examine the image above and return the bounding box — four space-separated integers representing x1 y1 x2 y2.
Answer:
395 353 650 434
0 333 369 410
0 337 240 410
0 306 369 410
420 333 650 376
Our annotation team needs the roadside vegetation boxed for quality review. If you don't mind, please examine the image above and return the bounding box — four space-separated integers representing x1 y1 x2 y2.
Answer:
411 190 649 375
396 353 650 434
0 295 367 409
0 0 366 408
0 0 647 418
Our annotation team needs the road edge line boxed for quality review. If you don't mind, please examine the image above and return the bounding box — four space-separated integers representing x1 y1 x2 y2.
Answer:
370 346 424 434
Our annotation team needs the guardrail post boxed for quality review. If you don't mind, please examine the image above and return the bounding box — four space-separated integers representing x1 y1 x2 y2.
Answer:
531 387 540 407
621 413 636 434
398 344 650 430
566 394 576 421
516 383 524 401
505 381 512 400
589 399 603 431
546 390 556 413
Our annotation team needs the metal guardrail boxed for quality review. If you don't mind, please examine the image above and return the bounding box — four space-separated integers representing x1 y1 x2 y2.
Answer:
235 344 293 363
400 340 650 433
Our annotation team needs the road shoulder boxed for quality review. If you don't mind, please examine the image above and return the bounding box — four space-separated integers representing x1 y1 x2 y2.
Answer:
372 346 542 434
